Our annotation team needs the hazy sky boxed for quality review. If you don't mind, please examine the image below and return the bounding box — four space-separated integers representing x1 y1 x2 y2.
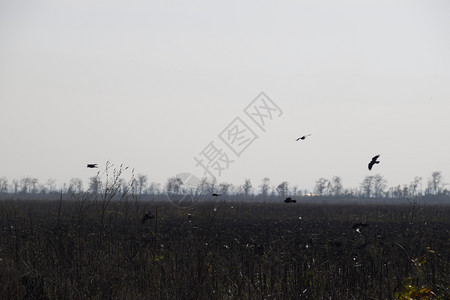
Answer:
1 0 449 192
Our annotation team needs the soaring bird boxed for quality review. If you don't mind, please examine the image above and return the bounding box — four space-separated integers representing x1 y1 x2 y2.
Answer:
141 211 155 224
296 134 312 141
284 197 296 204
87 164 98 168
368 155 380 170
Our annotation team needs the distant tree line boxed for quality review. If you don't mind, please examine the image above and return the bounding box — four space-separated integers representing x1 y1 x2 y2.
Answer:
0 170 449 202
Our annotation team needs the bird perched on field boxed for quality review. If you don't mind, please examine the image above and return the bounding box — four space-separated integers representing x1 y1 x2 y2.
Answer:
212 193 221 197
296 134 312 141
284 197 296 204
141 211 155 224
87 164 98 168
368 155 380 170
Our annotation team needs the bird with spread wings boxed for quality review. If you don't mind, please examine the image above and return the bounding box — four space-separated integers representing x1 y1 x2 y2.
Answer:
296 134 312 141
368 155 380 170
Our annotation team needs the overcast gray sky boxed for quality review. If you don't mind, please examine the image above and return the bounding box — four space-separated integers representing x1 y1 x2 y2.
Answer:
1 0 449 192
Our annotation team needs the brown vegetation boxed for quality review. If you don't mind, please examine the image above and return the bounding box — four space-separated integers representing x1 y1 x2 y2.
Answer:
0 199 449 299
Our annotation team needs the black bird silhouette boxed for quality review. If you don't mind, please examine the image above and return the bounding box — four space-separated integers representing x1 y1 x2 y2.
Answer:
141 211 155 224
87 164 98 168
212 193 221 197
284 197 296 204
296 134 312 141
368 155 380 170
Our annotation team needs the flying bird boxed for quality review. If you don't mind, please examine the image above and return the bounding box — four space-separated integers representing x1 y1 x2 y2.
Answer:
212 193 221 197
141 211 155 224
368 155 380 170
87 164 98 168
284 197 296 204
296 134 312 141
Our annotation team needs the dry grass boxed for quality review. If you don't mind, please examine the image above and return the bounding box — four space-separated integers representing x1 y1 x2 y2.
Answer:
0 199 449 299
